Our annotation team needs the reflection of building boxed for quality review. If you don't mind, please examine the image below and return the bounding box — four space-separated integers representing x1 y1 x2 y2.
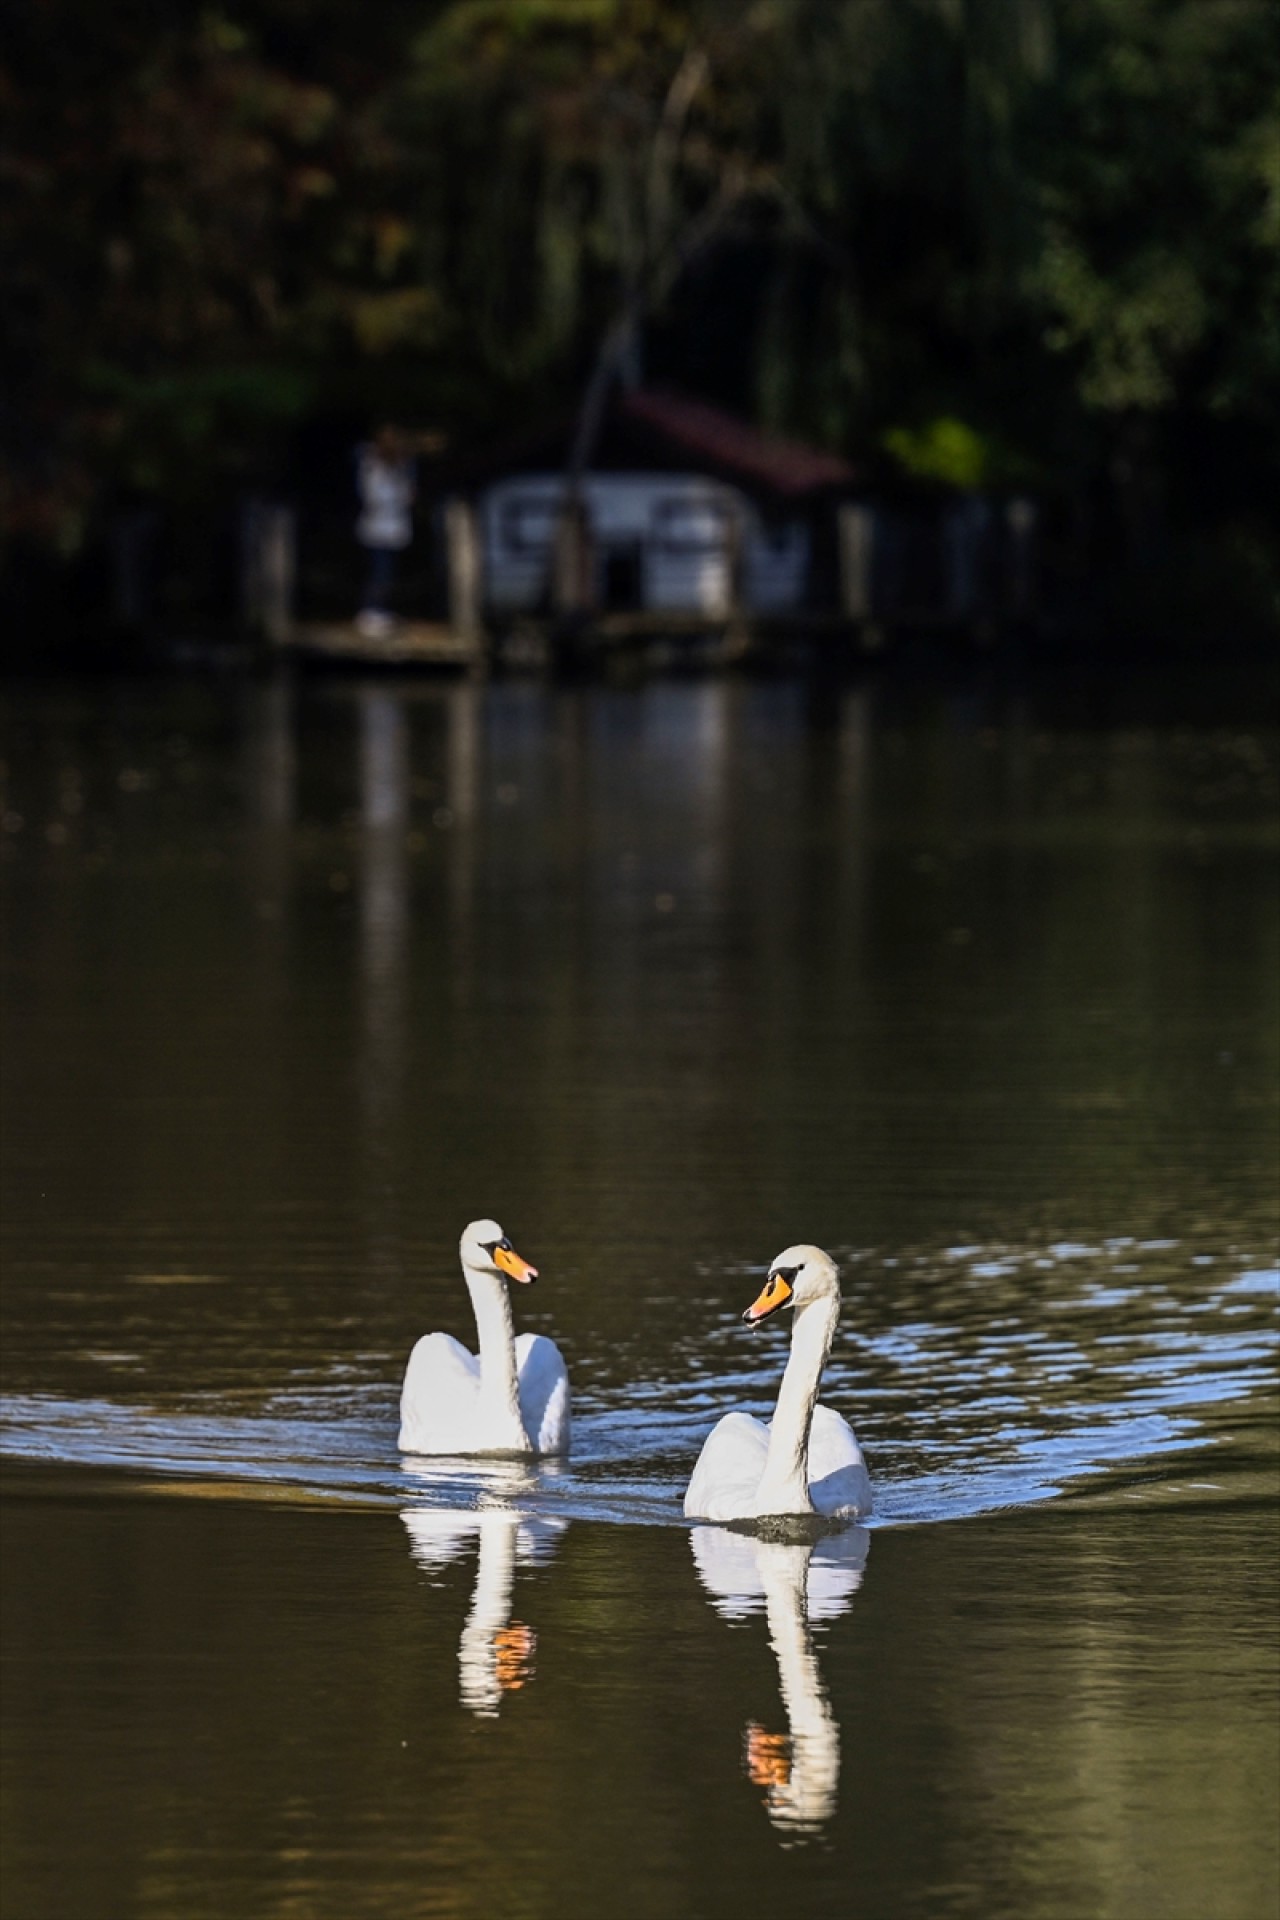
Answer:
692 1524 870 1839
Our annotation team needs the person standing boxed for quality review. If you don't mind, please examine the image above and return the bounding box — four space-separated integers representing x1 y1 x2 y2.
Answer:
355 424 416 636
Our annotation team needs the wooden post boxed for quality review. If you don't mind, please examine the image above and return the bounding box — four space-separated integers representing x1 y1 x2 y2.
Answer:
547 493 596 676
261 506 295 646
240 498 296 646
1005 496 1038 621
444 496 484 652
837 502 875 622
944 495 990 622
239 497 263 633
552 493 595 617
722 499 750 658
109 508 159 631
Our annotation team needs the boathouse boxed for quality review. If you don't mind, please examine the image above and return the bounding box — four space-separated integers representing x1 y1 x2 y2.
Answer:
464 388 860 629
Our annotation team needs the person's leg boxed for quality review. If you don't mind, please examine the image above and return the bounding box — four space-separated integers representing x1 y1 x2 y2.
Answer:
363 546 396 614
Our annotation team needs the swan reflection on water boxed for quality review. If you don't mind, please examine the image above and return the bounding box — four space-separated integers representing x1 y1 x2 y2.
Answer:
691 1524 870 1838
400 1462 565 1717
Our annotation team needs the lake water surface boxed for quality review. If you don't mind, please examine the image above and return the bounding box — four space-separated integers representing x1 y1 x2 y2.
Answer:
2 668 1277 1919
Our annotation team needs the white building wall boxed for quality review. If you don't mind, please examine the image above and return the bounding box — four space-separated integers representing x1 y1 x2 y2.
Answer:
479 473 810 617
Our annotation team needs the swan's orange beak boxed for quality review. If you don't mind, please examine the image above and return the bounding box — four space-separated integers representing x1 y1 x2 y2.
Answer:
743 1272 793 1323
494 1243 538 1285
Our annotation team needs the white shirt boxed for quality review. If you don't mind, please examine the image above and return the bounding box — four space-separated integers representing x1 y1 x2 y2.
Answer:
356 448 415 550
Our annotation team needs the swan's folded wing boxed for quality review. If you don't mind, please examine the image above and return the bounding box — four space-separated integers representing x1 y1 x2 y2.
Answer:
399 1332 480 1452
515 1332 571 1455
807 1403 873 1518
683 1411 770 1522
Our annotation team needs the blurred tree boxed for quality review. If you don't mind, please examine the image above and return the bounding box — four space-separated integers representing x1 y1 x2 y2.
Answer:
1 1 436 547
2 0 1276 631
1025 0 1280 586
390 0 796 470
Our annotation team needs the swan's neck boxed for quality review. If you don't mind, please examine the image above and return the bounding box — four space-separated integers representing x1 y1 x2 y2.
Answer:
465 1266 527 1445
754 1293 838 1515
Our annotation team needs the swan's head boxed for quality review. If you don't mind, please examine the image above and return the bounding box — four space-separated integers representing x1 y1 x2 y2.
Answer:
460 1219 538 1285
743 1244 838 1324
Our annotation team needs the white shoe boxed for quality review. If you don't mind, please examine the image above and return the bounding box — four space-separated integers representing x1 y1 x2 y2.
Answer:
356 609 395 638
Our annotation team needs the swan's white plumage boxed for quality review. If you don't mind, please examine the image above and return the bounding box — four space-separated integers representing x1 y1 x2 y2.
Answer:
684 1411 769 1522
683 1245 872 1524
685 1404 870 1524
398 1221 570 1456
512 1331 571 1454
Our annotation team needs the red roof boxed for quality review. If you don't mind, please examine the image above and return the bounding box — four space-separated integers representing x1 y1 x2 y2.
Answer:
621 389 857 498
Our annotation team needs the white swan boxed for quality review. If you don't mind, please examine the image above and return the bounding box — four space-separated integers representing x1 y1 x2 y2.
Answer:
398 1220 570 1455
684 1244 872 1523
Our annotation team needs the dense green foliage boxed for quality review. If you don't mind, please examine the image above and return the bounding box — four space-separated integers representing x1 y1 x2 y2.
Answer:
3 0 1277 625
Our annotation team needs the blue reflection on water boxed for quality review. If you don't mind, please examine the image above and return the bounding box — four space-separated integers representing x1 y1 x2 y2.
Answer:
1 1245 1275 1528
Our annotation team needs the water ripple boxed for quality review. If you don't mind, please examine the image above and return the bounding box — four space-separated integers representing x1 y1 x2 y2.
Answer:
2 1240 1274 1528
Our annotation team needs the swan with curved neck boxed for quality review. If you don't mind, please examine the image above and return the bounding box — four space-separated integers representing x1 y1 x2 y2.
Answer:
683 1244 871 1523
398 1220 570 1455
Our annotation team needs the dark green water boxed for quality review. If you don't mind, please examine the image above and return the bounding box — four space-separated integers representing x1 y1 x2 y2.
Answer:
2 671 1277 1919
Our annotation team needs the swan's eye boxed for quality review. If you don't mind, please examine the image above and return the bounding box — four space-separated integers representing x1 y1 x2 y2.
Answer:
497 1238 512 1253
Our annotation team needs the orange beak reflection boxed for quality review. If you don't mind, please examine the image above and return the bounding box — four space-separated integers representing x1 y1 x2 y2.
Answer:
494 1243 538 1285
493 1622 535 1692
743 1272 794 1323
745 1723 793 1789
